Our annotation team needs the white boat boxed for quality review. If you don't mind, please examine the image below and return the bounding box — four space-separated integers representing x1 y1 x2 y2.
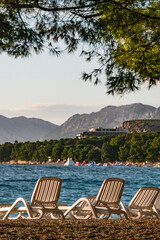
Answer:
64 158 75 166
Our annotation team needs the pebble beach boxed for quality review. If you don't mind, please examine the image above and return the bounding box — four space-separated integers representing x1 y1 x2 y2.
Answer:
0 219 160 240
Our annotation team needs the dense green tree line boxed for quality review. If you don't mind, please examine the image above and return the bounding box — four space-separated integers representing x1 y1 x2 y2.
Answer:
0 132 159 163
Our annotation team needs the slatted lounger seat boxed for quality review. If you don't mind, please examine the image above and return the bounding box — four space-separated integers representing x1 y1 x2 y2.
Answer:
154 192 160 218
60 178 128 219
0 177 64 220
120 187 160 219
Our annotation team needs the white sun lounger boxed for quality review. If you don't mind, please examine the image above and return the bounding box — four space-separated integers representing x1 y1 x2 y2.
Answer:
0 177 64 220
120 187 160 219
154 192 160 218
60 178 127 219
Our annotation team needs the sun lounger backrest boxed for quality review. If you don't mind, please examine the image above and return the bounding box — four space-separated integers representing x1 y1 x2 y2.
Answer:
30 177 62 206
154 193 160 209
96 178 125 205
129 187 159 210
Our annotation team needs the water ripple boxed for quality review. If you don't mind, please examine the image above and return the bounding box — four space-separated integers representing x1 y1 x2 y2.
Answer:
0 165 159 205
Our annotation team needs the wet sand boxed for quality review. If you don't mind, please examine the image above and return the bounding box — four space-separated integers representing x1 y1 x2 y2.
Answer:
0 219 159 240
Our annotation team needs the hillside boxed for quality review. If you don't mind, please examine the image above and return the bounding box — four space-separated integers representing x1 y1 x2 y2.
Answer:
0 103 160 144
0 115 58 144
123 119 160 133
44 103 160 140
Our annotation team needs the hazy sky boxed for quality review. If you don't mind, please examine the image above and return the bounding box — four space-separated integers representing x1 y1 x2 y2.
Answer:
0 50 159 125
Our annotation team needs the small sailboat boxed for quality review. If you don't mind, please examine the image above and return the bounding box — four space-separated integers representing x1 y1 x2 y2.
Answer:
64 158 75 166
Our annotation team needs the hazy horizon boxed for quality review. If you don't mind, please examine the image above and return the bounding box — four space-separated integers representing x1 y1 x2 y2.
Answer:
0 102 159 125
0 49 160 124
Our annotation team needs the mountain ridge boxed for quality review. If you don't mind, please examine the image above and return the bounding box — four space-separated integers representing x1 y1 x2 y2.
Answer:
0 103 160 143
44 103 160 140
0 115 58 144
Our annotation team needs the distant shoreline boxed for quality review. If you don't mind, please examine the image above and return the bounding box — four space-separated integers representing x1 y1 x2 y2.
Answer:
0 162 160 167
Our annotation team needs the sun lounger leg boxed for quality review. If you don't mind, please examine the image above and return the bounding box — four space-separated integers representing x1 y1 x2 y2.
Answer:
3 198 33 220
64 198 98 219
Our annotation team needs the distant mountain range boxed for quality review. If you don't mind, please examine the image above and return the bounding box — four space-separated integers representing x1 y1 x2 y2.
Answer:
44 103 160 140
0 115 58 144
0 103 160 144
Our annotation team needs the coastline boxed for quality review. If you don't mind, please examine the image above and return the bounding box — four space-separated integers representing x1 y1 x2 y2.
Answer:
1 161 160 167
0 219 160 239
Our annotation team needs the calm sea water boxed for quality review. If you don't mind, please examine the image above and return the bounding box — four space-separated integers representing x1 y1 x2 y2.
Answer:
0 165 159 206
